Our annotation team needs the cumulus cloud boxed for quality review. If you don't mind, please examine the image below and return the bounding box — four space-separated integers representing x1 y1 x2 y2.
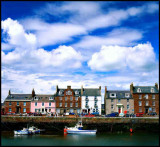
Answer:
88 42 157 72
2 18 37 49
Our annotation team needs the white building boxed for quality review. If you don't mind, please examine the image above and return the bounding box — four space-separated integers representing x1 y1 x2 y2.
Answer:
81 86 102 115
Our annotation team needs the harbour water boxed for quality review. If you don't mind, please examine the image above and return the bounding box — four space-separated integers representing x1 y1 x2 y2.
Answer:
1 131 159 146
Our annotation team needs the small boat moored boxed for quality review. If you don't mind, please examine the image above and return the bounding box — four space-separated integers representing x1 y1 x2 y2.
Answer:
64 121 97 135
14 128 29 135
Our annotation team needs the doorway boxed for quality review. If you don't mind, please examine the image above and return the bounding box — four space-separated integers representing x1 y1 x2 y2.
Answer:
145 108 148 114
16 107 20 113
118 107 121 113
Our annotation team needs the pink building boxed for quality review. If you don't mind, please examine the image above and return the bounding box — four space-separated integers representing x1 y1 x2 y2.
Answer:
31 94 55 114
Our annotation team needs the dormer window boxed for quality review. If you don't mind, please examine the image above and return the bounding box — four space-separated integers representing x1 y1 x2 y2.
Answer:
110 93 116 97
125 93 130 97
66 90 72 95
137 88 141 93
151 88 154 93
59 90 63 95
75 90 79 95
34 96 39 100
49 97 53 100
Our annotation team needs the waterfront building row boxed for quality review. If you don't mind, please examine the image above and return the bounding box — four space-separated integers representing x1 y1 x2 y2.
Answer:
3 83 159 115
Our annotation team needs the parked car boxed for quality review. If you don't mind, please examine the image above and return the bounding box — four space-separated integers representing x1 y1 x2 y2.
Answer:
91 112 99 116
69 112 75 115
136 112 144 117
148 112 157 116
84 114 95 117
119 113 124 117
124 113 136 117
105 112 119 117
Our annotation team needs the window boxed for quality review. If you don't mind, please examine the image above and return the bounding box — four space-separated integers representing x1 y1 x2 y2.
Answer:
65 103 67 107
17 102 19 106
151 88 154 93
152 101 155 106
111 99 114 103
70 97 73 101
145 101 148 106
152 95 155 99
42 102 44 106
70 109 73 113
145 94 148 99
49 102 51 106
125 93 130 97
96 108 99 112
49 97 53 100
77 109 80 113
59 97 62 101
127 99 129 102
59 90 63 95
76 103 78 107
139 107 142 112
65 97 67 101
118 99 121 103
110 93 116 97
59 103 62 107
9 102 11 106
111 104 114 109
137 88 141 93
127 105 129 109
23 108 26 113
35 102 37 106
75 90 79 95
70 103 73 107
56 109 60 113
139 101 142 106
85 96 88 101
139 95 142 99
34 96 39 100
75 97 78 101
9 108 12 112
23 102 26 106
66 90 72 95
152 108 155 112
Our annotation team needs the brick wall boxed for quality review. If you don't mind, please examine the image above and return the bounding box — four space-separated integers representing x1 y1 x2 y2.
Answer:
4 101 31 113
133 93 159 114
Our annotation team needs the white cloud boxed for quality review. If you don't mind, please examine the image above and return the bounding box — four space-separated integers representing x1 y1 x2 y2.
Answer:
88 42 157 72
73 28 142 50
2 18 37 49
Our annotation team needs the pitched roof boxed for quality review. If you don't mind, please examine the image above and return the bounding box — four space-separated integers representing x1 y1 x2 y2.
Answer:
5 94 32 101
106 90 132 99
82 88 101 96
133 86 159 93
33 94 55 102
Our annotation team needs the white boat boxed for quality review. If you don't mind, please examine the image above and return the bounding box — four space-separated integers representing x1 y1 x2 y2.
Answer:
28 126 40 134
64 121 97 134
14 128 29 135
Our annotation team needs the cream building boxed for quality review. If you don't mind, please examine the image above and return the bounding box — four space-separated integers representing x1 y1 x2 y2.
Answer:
104 86 134 114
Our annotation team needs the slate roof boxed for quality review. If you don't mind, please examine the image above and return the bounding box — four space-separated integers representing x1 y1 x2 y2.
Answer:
5 94 55 102
5 94 32 101
133 86 159 93
32 94 55 102
82 88 101 96
106 90 132 99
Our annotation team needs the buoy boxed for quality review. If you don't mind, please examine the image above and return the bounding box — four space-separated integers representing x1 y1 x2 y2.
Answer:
64 128 67 135
130 128 133 133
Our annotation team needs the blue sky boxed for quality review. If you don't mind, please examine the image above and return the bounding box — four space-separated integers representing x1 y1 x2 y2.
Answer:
1 1 159 102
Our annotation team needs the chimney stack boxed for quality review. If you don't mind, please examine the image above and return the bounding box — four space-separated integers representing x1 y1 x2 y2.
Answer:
104 86 107 98
155 83 158 89
8 89 11 96
67 85 71 89
56 85 58 93
130 82 134 94
32 88 35 97
99 86 101 95
81 85 83 95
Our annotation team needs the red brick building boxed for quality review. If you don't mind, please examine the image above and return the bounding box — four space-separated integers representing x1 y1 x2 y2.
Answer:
55 85 81 115
130 83 159 115
4 90 32 114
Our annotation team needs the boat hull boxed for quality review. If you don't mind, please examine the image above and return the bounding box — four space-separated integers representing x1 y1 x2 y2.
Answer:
14 130 28 135
67 130 97 134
